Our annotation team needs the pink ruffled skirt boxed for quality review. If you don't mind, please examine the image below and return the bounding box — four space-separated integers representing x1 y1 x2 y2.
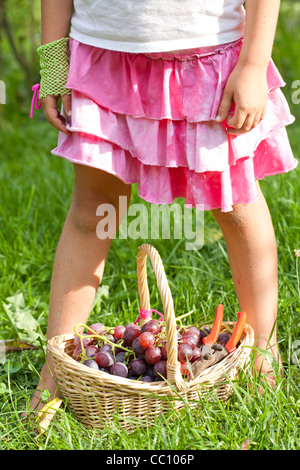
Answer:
52 38 297 212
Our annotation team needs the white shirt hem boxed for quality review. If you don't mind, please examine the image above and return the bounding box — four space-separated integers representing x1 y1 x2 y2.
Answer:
69 30 245 53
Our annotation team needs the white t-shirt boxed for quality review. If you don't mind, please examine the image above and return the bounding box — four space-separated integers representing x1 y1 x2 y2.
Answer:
70 0 245 53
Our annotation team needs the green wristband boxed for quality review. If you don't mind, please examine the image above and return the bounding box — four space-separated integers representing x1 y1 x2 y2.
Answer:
38 37 72 99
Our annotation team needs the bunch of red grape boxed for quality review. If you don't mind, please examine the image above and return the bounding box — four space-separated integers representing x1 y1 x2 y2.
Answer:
72 320 231 382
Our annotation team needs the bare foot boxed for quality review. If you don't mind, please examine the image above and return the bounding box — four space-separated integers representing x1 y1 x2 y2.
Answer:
253 340 283 391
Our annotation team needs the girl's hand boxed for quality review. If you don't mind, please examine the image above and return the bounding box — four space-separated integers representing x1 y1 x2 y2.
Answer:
41 93 72 135
216 64 268 135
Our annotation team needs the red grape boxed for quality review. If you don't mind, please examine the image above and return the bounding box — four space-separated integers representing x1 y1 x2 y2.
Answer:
180 362 192 377
102 332 116 343
115 351 127 363
184 326 200 338
123 325 141 346
178 343 193 362
161 342 168 360
139 332 155 348
145 365 155 379
217 333 230 346
141 375 153 382
190 346 202 363
73 345 83 360
145 346 162 364
114 325 126 339
86 323 105 335
114 340 126 354
153 360 167 378
141 320 160 335
73 336 81 347
125 323 140 330
99 343 112 353
95 351 114 368
85 345 100 359
132 337 146 355
110 362 128 378
199 328 210 342
74 334 93 348
84 359 99 370
181 335 198 350
129 358 147 376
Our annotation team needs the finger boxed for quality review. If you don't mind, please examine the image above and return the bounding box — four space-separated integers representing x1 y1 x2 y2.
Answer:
251 103 267 130
226 103 249 131
46 107 71 135
227 104 267 135
260 105 267 122
61 93 72 118
227 113 254 135
251 111 263 130
216 90 234 123
42 97 71 135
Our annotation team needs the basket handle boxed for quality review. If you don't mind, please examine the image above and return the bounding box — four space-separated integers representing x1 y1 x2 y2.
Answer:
137 244 186 391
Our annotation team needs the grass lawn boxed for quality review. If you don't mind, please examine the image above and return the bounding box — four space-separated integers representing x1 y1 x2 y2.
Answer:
0 1 299 452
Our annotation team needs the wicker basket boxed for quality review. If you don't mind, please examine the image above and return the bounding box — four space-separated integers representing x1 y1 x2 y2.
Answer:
48 243 254 430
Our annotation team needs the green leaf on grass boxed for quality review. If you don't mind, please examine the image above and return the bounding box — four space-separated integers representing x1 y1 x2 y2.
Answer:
3 360 22 374
2 293 42 343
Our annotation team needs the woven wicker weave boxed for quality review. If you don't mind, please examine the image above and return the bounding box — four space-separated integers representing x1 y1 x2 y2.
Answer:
48 243 254 430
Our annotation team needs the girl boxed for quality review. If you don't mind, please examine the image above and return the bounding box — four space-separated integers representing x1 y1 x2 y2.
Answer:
30 0 297 411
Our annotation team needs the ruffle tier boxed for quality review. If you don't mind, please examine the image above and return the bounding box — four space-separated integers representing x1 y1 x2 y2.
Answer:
52 38 297 212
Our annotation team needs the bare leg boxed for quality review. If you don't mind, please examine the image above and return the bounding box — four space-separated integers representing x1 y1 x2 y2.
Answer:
211 181 281 385
28 164 131 411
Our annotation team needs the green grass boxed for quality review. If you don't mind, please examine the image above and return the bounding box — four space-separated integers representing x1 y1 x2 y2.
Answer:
0 1 300 451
